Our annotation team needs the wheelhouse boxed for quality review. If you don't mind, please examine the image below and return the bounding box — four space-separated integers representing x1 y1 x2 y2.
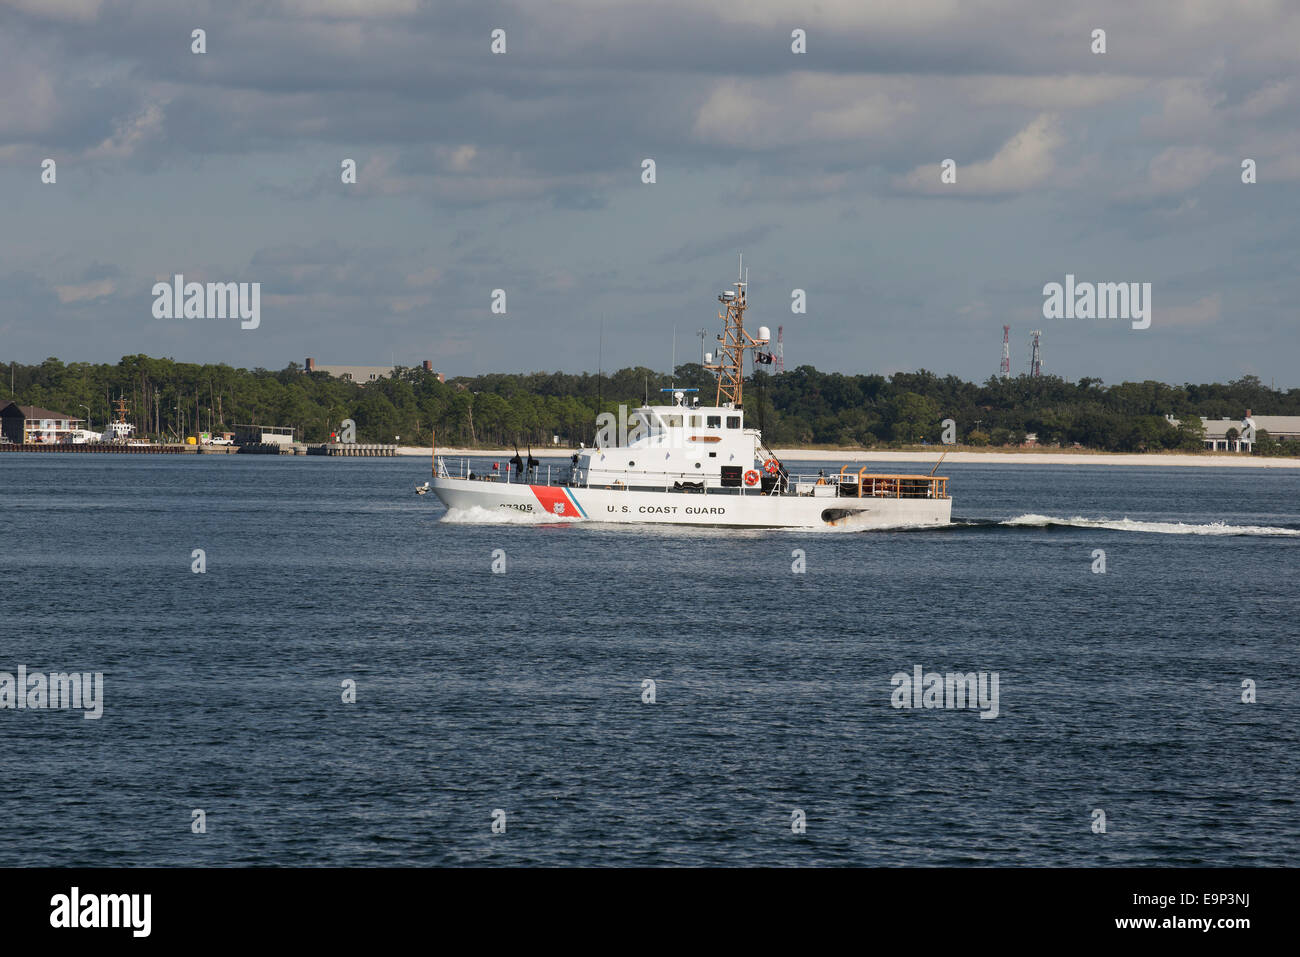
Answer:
574 391 763 492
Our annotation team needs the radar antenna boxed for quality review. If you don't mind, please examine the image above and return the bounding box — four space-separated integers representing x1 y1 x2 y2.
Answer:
704 257 766 407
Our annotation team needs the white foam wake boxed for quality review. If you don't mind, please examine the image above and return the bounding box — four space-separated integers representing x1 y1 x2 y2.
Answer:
437 505 577 525
1000 514 1300 536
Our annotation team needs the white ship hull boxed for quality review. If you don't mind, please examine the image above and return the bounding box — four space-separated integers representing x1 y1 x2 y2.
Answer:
426 266 955 531
430 476 951 529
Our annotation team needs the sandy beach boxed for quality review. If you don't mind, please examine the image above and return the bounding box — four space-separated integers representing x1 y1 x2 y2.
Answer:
397 446 1300 468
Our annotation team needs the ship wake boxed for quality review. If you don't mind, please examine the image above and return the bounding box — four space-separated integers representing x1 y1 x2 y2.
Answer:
438 504 577 526
985 514 1300 537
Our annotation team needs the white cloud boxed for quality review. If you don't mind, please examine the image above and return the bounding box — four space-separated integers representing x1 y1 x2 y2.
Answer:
0 0 100 22
1160 293 1221 327
897 113 1064 194
389 294 432 313
1261 148 1300 181
85 102 165 160
1240 77 1296 118
278 0 419 16
55 278 115 303
969 74 1147 110
437 145 477 172
405 265 442 287
1142 78 1225 138
0 39 59 140
590 0 975 31
1146 146 1226 193
694 74 913 150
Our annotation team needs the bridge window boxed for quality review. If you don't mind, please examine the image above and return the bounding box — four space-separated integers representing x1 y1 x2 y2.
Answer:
689 415 702 428
706 415 721 428
726 416 740 429
664 415 683 428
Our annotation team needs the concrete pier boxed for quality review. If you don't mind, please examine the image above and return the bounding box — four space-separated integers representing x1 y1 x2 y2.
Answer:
0 442 192 454
306 443 397 457
237 442 308 455
0 441 385 457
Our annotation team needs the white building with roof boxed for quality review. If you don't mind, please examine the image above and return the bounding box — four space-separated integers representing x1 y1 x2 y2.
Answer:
303 357 443 384
1171 409 1300 452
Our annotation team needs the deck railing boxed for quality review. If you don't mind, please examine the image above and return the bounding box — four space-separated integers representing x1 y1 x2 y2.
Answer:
436 457 950 499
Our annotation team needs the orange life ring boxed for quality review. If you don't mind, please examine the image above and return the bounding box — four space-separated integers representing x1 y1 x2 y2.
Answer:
763 457 779 475
743 469 761 486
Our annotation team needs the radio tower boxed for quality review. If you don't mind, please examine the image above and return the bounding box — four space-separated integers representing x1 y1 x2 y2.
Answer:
1029 330 1043 377
1000 325 1010 378
775 325 785 373
707 256 755 406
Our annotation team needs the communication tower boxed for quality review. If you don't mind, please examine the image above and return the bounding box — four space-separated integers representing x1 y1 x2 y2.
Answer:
704 255 769 407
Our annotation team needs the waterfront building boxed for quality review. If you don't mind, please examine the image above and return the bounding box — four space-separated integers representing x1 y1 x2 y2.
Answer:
0 402 86 444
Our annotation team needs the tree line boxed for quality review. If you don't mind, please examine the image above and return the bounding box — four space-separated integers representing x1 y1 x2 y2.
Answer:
2 354 1297 454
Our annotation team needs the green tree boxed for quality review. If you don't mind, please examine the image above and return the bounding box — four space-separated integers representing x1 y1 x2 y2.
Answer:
1174 414 1206 451
887 392 940 444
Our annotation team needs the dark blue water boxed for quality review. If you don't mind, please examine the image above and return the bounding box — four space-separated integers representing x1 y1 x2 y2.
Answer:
2 455 1297 866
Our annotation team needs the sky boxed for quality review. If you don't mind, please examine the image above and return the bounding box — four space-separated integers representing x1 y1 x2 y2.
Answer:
1 0 1298 387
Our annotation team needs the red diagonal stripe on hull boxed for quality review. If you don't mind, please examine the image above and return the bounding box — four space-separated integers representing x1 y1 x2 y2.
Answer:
530 485 575 517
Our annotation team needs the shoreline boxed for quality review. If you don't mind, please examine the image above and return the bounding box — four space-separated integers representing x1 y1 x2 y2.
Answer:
402 446 1300 469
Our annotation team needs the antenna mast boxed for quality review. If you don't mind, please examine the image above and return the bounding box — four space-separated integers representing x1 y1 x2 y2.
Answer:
705 255 760 407
775 325 785 374
1000 325 1010 378
1029 329 1043 377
